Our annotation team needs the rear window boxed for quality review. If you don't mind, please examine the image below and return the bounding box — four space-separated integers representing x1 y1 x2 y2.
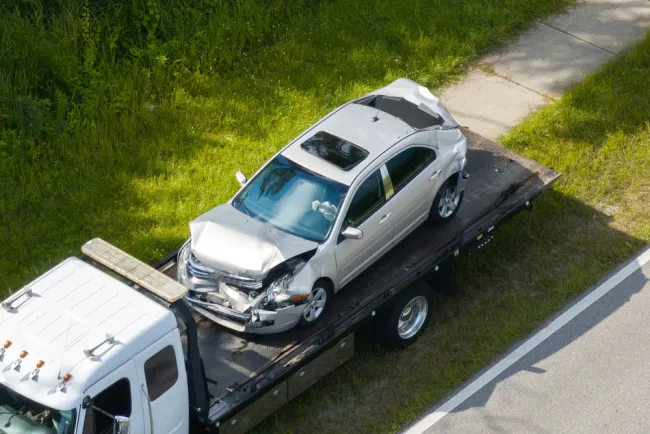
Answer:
356 95 443 129
300 131 369 171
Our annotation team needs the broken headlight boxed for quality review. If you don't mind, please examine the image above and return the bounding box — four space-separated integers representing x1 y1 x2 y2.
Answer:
266 273 293 303
264 273 309 308
177 238 191 281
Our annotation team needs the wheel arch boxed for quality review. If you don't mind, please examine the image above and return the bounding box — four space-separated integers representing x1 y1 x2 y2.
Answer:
446 170 461 187
314 276 334 292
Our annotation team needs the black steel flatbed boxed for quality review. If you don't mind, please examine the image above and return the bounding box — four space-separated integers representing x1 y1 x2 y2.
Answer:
157 128 559 433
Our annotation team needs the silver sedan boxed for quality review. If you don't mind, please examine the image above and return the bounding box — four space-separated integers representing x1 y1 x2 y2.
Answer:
177 78 468 334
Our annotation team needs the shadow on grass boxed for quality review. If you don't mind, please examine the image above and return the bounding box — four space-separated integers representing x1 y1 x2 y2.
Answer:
408 190 646 430
258 189 646 433
437 253 649 432
0 0 574 291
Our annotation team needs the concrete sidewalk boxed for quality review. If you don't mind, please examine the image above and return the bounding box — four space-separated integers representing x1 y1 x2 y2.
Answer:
442 0 650 140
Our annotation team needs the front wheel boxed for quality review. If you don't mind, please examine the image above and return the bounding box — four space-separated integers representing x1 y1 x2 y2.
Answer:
378 282 434 349
298 281 333 328
429 177 464 223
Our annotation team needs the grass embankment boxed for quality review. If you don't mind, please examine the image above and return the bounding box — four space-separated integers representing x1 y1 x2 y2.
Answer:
261 34 650 433
0 0 571 290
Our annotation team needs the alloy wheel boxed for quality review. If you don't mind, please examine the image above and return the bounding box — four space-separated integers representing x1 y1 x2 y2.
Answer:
302 287 327 322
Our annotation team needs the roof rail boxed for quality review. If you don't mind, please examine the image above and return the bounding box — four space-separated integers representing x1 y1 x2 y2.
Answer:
2 287 34 311
81 238 187 303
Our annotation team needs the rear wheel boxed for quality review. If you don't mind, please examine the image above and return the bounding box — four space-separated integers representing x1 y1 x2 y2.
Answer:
298 281 333 328
429 177 463 223
378 282 434 349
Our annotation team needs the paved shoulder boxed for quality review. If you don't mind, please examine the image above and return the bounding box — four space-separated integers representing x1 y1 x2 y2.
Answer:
404 247 650 433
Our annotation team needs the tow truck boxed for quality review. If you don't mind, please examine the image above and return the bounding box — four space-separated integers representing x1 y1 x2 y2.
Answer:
0 129 558 433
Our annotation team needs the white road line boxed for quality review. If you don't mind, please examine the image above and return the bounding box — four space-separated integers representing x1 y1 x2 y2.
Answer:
403 245 650 434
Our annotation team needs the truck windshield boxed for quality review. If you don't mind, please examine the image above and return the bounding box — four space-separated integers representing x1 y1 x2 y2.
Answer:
233 155 349 242
0 384 76 434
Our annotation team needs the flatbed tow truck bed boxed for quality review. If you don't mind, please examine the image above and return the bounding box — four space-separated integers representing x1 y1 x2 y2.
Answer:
152 128 559 432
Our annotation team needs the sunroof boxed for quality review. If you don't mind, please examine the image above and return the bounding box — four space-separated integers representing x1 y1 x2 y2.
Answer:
300 131 369 171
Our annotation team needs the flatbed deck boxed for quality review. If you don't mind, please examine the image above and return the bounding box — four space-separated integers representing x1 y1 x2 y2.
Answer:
157 128 559 430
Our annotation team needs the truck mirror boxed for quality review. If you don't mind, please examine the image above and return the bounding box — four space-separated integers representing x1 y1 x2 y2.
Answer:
114 416 130 434
235 170 248 186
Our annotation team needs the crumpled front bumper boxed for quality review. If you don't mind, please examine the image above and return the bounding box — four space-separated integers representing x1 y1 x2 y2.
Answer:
185 295 304 334
178 254 304 334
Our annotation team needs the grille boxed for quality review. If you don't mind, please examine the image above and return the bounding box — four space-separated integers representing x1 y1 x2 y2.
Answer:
187 254 263 290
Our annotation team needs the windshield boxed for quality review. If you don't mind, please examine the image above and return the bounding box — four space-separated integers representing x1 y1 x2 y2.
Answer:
233 155 349 242
0 384 76 434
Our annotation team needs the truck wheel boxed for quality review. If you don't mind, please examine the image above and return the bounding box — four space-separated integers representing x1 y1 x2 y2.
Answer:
429 177 463 223
298 281 332 328
378 282 434 349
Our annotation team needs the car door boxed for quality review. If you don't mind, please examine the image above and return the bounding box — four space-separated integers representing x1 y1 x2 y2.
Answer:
335 169 395 286
385 146 440 243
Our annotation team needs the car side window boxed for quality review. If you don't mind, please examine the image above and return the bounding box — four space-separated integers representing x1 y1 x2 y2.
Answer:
345 170 385 227
82 378 131 434
385 147 436 194
144 345 179 401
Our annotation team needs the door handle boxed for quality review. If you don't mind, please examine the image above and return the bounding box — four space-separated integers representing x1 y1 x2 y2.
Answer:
430 169 441 181
379 213 392 224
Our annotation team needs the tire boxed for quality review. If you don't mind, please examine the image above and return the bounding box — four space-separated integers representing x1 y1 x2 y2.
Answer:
298 280 333 328
429 176 464 223
378 282 434 350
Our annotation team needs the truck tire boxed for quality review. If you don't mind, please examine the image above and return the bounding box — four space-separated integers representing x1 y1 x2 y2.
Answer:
378 281 434 349
298 280 333 328
429 176 463 223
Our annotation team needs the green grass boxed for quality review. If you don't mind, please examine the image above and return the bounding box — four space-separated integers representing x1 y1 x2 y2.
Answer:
0 0 572 290
257 34 650 433
7 1 648 433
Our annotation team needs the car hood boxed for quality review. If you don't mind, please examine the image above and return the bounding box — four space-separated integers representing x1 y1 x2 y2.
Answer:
189 204 319 281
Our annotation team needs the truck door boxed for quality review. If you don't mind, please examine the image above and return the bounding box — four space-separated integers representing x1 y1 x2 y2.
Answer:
133 329 189 434
78 360 144 434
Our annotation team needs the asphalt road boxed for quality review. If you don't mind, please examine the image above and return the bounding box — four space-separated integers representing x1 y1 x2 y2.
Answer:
403 247 650 433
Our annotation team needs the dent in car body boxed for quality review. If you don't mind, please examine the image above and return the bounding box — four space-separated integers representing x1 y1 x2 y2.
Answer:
190 204 319 281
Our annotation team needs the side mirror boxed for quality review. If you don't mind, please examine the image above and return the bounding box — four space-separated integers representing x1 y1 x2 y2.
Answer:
114 416 130 434
235 170 248 187
341 227 363 240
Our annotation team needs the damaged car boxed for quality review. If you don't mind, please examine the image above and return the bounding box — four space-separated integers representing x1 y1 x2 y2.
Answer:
177 78 468 334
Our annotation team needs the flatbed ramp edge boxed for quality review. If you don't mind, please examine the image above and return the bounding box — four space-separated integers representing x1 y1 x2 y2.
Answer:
137 128 558 433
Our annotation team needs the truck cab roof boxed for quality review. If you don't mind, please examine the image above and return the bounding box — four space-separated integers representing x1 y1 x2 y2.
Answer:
0 257 176 410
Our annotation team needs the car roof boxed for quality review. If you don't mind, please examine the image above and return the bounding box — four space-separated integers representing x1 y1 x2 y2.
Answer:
281 103 415 185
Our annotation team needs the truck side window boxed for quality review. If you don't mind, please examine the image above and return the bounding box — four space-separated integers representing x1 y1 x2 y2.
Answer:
144 345 179 401
82 378 131 434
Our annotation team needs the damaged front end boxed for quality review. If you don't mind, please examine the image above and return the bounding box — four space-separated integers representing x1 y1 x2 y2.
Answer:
177 239 314 334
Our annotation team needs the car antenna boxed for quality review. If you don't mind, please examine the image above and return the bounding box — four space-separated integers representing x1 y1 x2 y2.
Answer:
371 110 380 122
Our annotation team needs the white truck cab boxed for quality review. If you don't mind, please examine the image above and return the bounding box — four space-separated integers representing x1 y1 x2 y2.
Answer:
0 247 191 434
